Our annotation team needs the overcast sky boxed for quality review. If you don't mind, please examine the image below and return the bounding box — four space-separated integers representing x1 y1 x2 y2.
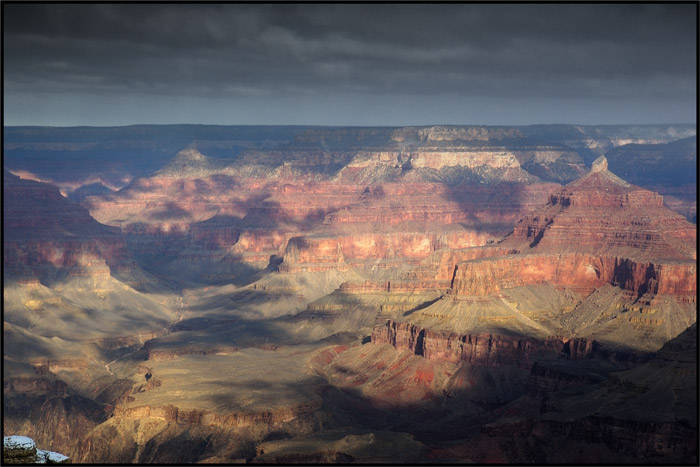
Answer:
3 3 696 126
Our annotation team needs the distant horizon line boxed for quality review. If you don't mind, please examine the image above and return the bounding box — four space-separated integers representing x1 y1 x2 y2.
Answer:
4 122 697 129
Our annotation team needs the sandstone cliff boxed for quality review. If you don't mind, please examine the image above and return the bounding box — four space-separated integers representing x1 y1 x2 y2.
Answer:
371 319 604 368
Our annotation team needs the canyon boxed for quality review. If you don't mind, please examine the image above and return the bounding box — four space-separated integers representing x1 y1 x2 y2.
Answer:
3 124 696 463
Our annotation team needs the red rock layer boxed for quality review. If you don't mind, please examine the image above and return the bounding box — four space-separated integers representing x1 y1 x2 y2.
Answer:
371 319 598 368
85 162 558 270
508 166 696 260
338 280 450 294
512 205 695 259
3 172 130 278
450 253 696 298
111 401 320 431
4 239 128 274
447 160 697 303
281 230 495 272
323 182 557 228
279 181 555 272
419 246 516 282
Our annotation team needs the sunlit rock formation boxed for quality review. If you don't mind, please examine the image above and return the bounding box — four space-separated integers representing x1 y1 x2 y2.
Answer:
372 158 695 360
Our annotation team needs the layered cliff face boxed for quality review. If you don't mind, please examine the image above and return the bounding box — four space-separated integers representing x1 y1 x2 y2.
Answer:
448 157 695 302
334 148 565 184
605 136 696 221
310 326 696 464
450 253 696 298
469 323 698 464
73 130 694 290
281 230 497 273
3 371 108 461
81 145 561 282
376 158 695 359
279 181 557 273
71 346 330 463
2 171 176 347
6 124 694 214
371 319 601 368
3 173 185 461
3 171 130 282
506 157 696 261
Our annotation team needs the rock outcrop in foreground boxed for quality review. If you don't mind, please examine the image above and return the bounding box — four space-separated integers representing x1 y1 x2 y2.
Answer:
3 436 69 464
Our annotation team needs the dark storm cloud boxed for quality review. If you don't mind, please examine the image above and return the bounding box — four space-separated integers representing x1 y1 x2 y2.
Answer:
2 4 696 125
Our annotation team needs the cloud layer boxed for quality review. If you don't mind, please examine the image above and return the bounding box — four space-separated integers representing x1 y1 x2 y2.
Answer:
3 4 696 125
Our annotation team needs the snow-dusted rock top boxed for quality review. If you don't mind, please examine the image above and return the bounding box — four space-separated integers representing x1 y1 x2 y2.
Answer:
37 449 70 464
3 436 69 464
4 435 37 458
4 436 36 451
